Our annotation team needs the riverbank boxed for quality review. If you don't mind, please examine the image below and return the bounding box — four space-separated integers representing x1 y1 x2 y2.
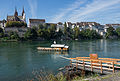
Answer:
0 39 18 42
0 38 119 42
25 70 120 81
82 71 120 81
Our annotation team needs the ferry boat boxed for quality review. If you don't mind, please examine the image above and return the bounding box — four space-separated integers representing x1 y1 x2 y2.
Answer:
37 41 69 51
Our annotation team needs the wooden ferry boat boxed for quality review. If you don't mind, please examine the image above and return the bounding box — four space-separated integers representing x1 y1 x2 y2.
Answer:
37 41 69 51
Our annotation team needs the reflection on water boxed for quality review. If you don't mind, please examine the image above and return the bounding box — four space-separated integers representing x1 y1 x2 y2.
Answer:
0 39 120 81
54 51 69 55
38 50 69 55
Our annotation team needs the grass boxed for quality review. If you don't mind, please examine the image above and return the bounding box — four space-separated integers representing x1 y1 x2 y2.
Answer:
24 70 67 81
24 70 101 81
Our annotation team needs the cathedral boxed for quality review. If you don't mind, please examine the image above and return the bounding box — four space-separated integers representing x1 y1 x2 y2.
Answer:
7 7 26 22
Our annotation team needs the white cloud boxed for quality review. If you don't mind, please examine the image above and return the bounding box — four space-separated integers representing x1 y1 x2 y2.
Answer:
69 0 120 21
50 0 120 24
27 0 38 18
50 0 88 22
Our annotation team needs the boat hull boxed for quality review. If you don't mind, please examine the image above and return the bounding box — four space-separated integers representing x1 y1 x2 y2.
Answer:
37 47 69 51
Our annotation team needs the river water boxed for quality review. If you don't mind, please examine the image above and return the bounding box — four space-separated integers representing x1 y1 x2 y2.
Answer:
0 39 120 81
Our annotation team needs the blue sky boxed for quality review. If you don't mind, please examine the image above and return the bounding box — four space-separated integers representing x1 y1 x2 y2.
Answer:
0 0 120 24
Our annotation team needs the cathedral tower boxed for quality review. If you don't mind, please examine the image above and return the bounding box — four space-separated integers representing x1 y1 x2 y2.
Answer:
22 7 26 22
14 7 18 16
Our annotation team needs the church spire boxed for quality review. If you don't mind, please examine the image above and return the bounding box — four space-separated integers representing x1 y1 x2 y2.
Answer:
14 7 18 16
22 6 25 16
22 6 26 22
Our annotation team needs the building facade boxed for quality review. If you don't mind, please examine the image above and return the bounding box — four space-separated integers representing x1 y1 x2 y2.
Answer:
28 19 45 28
105 24 120 30
56 22 64 32
0 19 7 29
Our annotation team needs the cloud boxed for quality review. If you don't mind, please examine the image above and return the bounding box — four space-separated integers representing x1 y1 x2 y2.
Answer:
50 0 120 24
27 0 38 18
50 0 88 22
68 0 120 21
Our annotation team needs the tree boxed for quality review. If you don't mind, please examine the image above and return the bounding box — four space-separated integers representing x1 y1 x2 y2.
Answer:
0 27 4 38
11 32 19 40
80 29 101 39
63 22 73 39
0 27 3 33
24 28 37 40
64 22 67 35
50 24 56 31
105 27 116 38
6 21 27 27
43 23 48 29
116 27 120 37
57 28 63 39
107 27 114 34
8 31 19 40
45 24 57 39
37 29 45 38
74 27 80 39
39 24 44 29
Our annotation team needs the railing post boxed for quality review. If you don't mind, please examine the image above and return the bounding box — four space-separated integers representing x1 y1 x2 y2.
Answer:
100 61 103 74
70 60 72 66
91 60 93 72
112 61 115 73
83 60 85 70
76 60 78 71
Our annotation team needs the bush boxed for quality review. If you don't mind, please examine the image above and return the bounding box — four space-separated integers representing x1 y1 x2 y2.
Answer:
105 27 117 38
116 27 120 37
25 70 67 81
0 37 10 41
8 31 20 40
6 21 27 27
24 28 37 40
0 28 4 38
79 29 101 39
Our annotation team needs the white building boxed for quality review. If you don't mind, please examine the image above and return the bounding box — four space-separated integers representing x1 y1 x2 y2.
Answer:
56 22 64 32
0 20 6 29
66 22 72 28
105 24 120 30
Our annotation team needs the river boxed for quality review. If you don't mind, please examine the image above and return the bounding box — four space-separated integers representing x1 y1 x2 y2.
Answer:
0 39 120 81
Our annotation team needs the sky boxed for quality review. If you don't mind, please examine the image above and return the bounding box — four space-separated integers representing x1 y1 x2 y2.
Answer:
0 0 120 24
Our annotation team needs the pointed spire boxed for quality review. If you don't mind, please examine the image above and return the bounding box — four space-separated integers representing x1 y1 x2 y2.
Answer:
22 6 25 16
15 7 17 12
14 7 18 16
